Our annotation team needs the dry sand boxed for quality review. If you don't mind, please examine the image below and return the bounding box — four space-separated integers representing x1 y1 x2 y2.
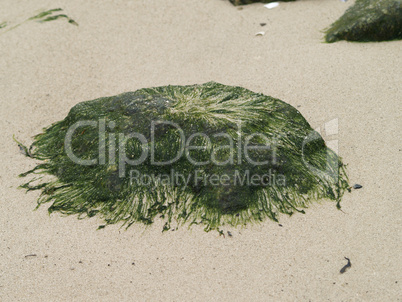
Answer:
0 0 401 301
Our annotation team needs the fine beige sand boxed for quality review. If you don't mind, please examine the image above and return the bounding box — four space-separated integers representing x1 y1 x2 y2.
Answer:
1 0 401 301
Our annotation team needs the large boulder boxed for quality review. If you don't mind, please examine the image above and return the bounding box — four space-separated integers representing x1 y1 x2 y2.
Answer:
18 82 349 232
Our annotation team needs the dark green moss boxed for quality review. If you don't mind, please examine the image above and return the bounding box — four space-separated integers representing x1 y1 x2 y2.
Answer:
18 82 349 232
325 0 402 42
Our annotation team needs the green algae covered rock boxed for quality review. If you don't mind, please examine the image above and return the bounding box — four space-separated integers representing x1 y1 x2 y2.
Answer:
325 0 402 42
229 0 295 6
19 82 349 232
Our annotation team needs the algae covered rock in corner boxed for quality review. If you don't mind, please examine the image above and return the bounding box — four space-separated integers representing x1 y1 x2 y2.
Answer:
229 0 296 6
325 0 402 42
18 82 349 232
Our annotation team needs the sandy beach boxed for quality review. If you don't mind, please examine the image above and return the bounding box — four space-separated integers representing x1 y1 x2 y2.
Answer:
0 0 401 301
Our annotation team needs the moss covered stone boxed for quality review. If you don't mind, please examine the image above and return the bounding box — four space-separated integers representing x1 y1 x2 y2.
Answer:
19 82 349 232
325 0 402 43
